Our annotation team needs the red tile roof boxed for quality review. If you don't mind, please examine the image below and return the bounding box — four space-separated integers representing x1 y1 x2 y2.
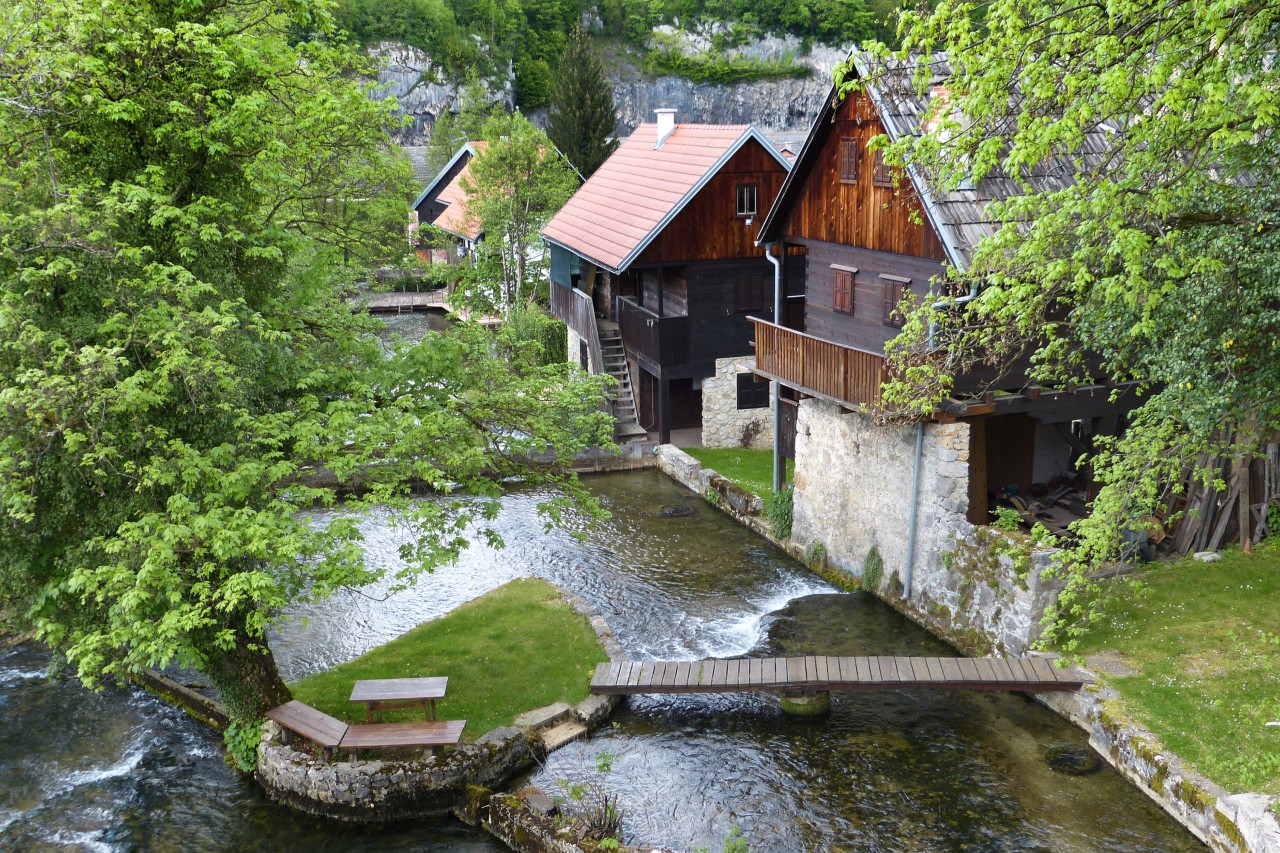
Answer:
543 123 782 272
431 141 486 241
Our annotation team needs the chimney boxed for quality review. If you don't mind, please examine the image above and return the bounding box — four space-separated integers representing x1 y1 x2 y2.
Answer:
654 108 677 148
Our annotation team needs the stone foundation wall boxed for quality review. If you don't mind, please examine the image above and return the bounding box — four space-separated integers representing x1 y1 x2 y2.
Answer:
701 356 773 449
789 399 1057 655
1038 677 1280 852
256 724 536 823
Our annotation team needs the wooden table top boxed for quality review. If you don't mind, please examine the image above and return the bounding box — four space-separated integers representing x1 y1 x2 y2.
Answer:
349 677 447 703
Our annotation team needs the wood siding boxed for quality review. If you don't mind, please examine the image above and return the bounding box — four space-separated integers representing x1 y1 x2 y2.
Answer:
779 91 947 260
637 140 787 265
799 240 945 355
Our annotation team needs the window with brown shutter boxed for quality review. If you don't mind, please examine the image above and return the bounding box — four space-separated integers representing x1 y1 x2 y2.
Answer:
880 274 909 327
839 138 858 183
873 150 893 187
833 268 854 315
735 183 758 217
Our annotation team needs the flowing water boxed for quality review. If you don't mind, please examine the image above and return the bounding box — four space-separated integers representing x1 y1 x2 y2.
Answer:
1 470 1200 851
371 311 453 352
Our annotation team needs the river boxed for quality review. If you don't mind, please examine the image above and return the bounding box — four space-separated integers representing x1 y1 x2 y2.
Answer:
1 470 1200 851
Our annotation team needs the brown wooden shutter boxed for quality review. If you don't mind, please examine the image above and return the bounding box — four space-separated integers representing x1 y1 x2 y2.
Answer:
873 150 893 187
834 269 853 314
840 139 858 183
880 275 909 326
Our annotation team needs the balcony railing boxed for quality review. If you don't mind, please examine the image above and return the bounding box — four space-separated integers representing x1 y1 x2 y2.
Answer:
616 296 690 368
550 285 604 379
750 317 885 409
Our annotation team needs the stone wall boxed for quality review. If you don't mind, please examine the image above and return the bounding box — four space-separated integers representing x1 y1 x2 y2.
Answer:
789 399 1058 655
701 356 774 449
256 724 536 823
1038 677 1280 853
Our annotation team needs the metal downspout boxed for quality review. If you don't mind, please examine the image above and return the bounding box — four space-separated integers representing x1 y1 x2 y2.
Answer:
766 242 785 494
904 421 924 598
928 281 979 349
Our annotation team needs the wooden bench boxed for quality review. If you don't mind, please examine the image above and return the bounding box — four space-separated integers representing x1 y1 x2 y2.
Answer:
265 700 349 755
338 719 466 760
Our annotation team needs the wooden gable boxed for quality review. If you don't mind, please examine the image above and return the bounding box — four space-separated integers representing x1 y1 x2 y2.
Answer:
636 139 788 265
780 92 947 261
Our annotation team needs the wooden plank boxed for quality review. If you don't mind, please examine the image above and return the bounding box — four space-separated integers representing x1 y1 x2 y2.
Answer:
762 657 777 686
815 656 830 683
836 657 856 685
877 656 899 683
925 657 945 682
867 656 883 683
749 658 763 687
1006 658 1033 684
787 657 806 686
908 658 931 683
339 720 465 751
854 656 871 682
956 658 980 684
990 658 1017 683
973 658 997 684
639 662 659 688
939 657 963 684
1029 657 1061 685
804 655 819 683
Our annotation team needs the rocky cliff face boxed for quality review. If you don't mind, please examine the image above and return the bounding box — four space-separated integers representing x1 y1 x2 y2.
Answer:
370 36 844 147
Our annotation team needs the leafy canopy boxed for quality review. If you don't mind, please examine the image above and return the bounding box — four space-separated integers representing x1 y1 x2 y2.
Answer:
858 0 1280 650
0 0 611 718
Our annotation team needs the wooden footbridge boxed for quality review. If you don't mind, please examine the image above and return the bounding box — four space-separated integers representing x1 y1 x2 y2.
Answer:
361 290 448 314
590 655 1087 696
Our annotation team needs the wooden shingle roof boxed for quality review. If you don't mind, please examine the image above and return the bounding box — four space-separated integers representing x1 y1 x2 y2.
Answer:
759 53 1114 271
542 123 790 273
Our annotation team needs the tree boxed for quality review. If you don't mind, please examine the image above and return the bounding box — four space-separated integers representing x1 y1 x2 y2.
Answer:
0 0 612 744
546 26 620 179
855 0 1280 649
457 112 581 315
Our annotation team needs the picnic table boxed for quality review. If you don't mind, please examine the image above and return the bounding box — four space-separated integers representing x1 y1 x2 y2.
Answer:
349 677 447 723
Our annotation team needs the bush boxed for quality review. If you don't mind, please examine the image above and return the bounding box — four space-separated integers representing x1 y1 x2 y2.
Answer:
805 541 826 568
497 304 568 367
766 485 793 540
862 544 883 591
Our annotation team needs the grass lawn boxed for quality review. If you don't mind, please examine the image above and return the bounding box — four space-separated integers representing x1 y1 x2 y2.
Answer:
290 578 608 741
1075 539 1280 793
681 447 793 499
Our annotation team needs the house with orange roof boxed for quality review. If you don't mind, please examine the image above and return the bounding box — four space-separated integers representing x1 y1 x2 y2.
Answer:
542 110 793 444
413 141 486 266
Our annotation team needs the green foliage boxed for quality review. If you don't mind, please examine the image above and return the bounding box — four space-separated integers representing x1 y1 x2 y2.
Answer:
766 486 793 540
332 0 481 74
862 545 883 590
722 826 749 853
546 27 620 179
864 0 1280 650
497 303 569 367
705 488 722 507
989 507 1022 532
596 0 880 47
455 112 580 317
0 0 612 718
223 718 263 774
424 81 507 176
643 42 812 85
805 541 827 568
553 749 625 844
292 579 608 735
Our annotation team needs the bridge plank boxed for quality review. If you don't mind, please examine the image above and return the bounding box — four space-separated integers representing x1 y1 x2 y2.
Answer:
991 658 1016 683
957 658 980 684
1026 656 1057 684
1008 658 1033 683
867 656 883 682
833 657 851 685
749 658 762 687
802 656 816 682
815 656 830 682
973 658 997 683
640 663 658 688
939 657 963 683
762 658 776 686
852 657 868 682
877 656 899 683
925 657 945 682
785 657 803 686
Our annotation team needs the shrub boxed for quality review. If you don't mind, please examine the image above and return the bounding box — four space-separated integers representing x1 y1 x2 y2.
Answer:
766 485 793 540
805 541 827 568
862 545 883 591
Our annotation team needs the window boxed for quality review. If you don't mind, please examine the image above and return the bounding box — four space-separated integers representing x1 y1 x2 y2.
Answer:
736 183 758 217
736 372 770 410
839 138 859 183
833 267 855 315
873 150 893 187
880 274 910 327
734 275 765 313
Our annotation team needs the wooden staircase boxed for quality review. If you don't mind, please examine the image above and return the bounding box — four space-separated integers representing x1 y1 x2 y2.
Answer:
598 323 646 439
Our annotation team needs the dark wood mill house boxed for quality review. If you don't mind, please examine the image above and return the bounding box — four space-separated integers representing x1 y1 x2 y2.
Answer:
542 111 793 442
751 54 1143 621
412 141 486 272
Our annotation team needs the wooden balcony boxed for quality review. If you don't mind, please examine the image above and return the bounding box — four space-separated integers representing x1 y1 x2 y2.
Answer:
616 296 690 370
750 317 886 409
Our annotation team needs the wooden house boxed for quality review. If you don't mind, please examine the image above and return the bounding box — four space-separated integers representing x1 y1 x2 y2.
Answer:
754 55 1141 537
542 111 792 442
413 141 486 266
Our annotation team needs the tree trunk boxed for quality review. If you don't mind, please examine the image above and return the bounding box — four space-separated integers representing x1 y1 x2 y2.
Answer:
204 618 292 721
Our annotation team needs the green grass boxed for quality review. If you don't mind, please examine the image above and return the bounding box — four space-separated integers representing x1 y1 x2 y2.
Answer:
290 578 609 741
681 447 793 499
1075 539 1280 793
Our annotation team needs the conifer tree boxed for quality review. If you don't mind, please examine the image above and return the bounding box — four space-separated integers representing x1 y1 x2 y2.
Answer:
545 27 619 179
